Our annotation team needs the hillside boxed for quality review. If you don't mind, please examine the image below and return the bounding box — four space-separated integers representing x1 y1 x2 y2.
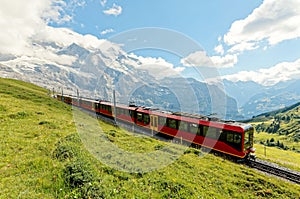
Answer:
250 102 300 151
1 77 300 198
247 102 300 171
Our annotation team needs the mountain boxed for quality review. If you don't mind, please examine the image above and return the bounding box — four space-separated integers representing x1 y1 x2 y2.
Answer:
223 79 300 119
0 40 238 119
223 80 265 107
240 80 300 118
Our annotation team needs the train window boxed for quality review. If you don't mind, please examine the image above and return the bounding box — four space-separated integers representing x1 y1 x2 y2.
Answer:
137 113 143 122
234 134 241 144
178 121 188 132
227 132 234 143
244 128 254 150
144 114 150 124
206 127 220 139
95 103 100 109
203 126 208 137
167 118 177 129
219 130 227 142
189 123 198 134
130 111 135 119
159 117 166 126
124 110 130 116
120 108 125 115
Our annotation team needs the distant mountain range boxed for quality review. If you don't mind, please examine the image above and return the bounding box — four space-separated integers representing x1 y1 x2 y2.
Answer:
1 38 299 120
223 79 300 119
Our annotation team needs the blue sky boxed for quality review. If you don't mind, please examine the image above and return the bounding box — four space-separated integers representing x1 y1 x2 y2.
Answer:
1 0 300 86
51 0 300 85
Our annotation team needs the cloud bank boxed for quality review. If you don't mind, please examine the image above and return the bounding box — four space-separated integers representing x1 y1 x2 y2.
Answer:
223 0 300 53
180 51 237 68
222 58 300 86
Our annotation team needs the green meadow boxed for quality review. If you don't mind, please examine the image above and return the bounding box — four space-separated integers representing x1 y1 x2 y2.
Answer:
0 78 299 198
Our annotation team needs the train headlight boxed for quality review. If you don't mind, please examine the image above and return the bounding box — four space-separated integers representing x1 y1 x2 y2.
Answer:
249 147 256 153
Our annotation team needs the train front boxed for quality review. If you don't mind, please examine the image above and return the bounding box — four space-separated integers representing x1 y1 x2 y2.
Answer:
243 124 256 160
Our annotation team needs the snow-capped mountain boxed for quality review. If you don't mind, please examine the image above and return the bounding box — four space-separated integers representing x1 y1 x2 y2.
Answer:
0 38 239 119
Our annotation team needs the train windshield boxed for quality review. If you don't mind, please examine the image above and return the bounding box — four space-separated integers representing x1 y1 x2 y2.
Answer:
244 127 254 150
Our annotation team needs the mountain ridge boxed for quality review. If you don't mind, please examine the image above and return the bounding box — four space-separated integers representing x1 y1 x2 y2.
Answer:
224 79 300 119
0 41 239 119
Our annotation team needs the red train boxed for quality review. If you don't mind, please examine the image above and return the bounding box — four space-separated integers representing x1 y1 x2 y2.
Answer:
56 94 255 160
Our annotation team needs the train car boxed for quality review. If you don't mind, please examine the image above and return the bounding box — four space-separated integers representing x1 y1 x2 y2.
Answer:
99 101 113 117
57 94 72 105
115 104 137 124
133 108 255 159
79 98 97 112
57 94 100 113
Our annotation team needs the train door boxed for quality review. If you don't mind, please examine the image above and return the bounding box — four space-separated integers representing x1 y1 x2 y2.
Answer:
150 115 158 131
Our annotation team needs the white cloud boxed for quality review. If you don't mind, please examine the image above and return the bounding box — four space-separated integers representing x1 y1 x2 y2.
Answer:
42 0 72 24
0 0 87 56
0 0 51 55
35 26 108 50
223 0 300 52
222 58 300 86
128 53 184 79
100 0 107 7
103 3 122 16
180 51 213 67
210 54 238 68
214 44 224 55
100 28 115 35
227 42 259 54
180 51 237 68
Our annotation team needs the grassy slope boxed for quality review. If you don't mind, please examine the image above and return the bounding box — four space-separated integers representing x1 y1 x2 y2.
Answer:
0 78 76 198
0 78 299 198
249 102 300 171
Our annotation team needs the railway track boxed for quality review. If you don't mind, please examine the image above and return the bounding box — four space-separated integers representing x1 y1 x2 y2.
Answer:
248 158 300 184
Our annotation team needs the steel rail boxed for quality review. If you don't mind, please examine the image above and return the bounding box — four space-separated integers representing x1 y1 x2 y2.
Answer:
248 159 300 184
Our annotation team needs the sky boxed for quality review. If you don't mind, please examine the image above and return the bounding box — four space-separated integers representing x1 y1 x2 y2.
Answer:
1 0 300 86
